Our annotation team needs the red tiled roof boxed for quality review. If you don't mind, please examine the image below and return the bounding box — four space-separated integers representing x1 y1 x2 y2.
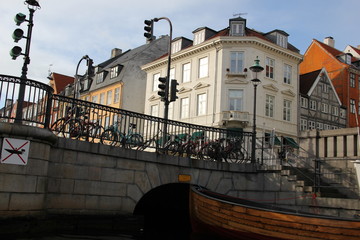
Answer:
313 39 343 57
51 72 74 94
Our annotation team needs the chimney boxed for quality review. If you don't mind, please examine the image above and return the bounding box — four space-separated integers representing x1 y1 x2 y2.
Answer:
323 37 335 48
111 48 122 58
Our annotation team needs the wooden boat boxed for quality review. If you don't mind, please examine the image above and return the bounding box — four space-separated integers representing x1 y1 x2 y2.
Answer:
190 186 360 240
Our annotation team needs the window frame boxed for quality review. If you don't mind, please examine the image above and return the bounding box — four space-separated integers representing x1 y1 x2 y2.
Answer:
197 93 207 116
228 89 244 111
230 52 244 74
182 63 191 83
265 57 275 79
180 97 190 119
265 94 275 118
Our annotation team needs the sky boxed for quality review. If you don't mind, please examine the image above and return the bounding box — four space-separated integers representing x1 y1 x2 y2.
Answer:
1 0 359 84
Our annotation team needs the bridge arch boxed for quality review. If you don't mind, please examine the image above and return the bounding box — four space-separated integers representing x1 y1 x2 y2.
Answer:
134 183 191 239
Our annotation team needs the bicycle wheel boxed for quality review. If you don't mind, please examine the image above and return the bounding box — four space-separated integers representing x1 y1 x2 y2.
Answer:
164 141 180 156
126 134 144 149
88 125 105 143
51 118 66 137
64 119 82 139
101 129 118 146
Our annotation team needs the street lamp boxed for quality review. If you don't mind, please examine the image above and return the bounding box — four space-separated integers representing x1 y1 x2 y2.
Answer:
12 0 41 124
73 55 94 99
249 57 264 163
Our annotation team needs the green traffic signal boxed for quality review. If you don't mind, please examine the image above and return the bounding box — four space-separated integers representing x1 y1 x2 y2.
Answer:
10 46 22 60
14 13 26 26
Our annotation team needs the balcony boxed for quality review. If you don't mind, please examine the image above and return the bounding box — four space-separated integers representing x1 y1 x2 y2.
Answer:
221 111 250 123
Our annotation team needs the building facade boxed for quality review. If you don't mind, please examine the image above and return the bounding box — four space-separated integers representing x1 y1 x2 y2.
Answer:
300 38 360 128
79 36 169 115
142 17 302 140
299 68 346 131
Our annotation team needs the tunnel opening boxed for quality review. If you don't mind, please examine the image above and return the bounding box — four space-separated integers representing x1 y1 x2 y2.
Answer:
134 183 191 239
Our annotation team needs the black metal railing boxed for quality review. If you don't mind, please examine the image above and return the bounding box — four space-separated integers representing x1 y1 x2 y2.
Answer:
50 94 253 162
0 74 53 127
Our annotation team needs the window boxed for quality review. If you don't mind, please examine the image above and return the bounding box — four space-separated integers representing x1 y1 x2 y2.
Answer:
110 66 119 79
283 100 291 121
284 64 292 84
100 93 105 105
114 87 120 103
96 72 104 84
170 68 175 81
310 100 317 110
180 97 190 119
228 89 243 111
265 95 275 118
194 30 205 45
197 93 207 116
198 57 208 78
321 103 328 113
107 90 112 105
300 119 307 131
182 63 191 83
92 95 98 103
350 73 356 88
332 106 339 116
277 34 288 48
168 102 174 120
153 73 160 92
230 22 245 36
230 52 244 73
172 40 181 54
309 121 315 129
350 99 356 114
317 122 324 130
340 108 346 118
150 104 159 117
266 57 275 79
301 97 308 108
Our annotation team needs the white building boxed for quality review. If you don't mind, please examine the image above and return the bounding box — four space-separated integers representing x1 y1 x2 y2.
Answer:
142 17 303 140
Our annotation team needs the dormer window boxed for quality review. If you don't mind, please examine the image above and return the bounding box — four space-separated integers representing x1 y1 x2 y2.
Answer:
229 17 246 36
96 71 105 84
172 40 182 54
345 53 352 64
194 30 205 45
110 66 119 79
277 33 288 48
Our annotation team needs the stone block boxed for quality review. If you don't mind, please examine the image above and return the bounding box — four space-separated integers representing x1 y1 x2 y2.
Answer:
101 168 134 183
36 176 47 193
0 174 37 192
88 167 101 181
46 193 85 210
264 172 281 191
73 180 126 197
9 193 44 210
25 159 49 176
206 171 223 190
47 178 60 193
60 179 75 193
197 170 210 187
216 178 233 194
0 193 10 210
127 184 142 202
146 163 161 187
117 159 145 171
134 172 151 194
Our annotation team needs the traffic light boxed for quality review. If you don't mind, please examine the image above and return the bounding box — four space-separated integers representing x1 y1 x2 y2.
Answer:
158 76 168 101
10 13 27 60
14 13 26 26
12 28 24 42
169 79 179 102
10 46 22 60
144 19 154 42
86 58 95 80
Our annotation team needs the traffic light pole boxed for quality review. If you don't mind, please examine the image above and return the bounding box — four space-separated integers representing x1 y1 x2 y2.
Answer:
153 17 172 147
15 7 35 124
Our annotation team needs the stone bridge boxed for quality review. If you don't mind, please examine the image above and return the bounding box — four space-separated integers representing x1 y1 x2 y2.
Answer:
0 123 359 237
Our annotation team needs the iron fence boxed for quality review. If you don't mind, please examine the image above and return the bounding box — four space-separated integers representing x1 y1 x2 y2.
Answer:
0 74 53 127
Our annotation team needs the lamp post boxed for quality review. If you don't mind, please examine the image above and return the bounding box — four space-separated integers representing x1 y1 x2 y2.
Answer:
249 57 264 163
73 55 93 99
13 0 41 124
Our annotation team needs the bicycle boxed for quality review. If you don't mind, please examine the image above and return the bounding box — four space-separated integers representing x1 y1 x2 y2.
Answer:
165 131 205 158
51 106 84 137
101 119 143 149
136 129 173 152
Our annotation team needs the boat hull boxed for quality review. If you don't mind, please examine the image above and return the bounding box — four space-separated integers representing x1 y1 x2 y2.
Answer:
190 187 360 240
